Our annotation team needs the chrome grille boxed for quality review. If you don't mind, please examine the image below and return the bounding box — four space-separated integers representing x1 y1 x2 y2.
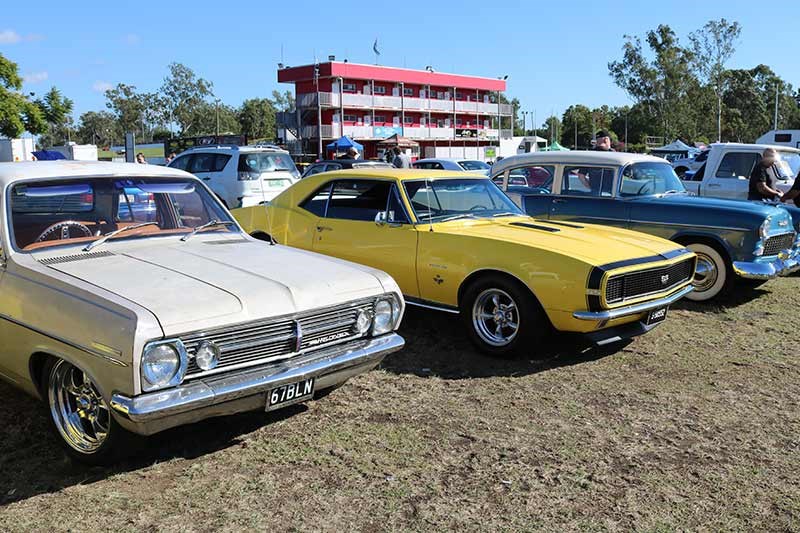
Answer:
763 232 795 256
605 258 694 305
182 298 376 378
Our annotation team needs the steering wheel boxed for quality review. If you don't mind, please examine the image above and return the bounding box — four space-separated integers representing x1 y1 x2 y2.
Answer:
469 204 490 211
34 221 93 243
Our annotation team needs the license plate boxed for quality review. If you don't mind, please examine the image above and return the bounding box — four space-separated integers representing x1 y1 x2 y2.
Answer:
266 179 286 188
645 307 668 325
266 378 315 411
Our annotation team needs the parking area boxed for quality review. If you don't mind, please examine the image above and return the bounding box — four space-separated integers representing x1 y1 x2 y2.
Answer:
1 276 798 531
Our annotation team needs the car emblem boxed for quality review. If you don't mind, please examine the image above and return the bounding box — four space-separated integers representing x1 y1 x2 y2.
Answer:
778 219 789 227
661 274 670 285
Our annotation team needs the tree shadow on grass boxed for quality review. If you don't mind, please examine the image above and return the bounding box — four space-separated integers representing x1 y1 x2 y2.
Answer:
0 380 307 506
384 307 631 380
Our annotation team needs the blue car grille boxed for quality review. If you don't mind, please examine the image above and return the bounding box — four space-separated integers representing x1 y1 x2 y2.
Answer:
180 298 376 378
606 258 694 305
762 232 795 256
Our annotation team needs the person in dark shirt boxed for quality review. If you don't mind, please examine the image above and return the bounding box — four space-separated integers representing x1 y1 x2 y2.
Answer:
577 130 615 195
780 177 800 207
748 148 783 201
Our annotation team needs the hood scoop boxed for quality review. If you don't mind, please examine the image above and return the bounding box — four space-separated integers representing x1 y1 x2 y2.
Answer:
38 251 116 265
509 221 560 233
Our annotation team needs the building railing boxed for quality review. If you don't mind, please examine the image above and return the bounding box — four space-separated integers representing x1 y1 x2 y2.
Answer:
300 123 513 141
298 92 513 116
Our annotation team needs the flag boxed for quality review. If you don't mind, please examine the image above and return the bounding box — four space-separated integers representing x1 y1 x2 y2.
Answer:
373 39 380 56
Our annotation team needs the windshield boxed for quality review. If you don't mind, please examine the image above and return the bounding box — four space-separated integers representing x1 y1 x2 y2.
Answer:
619 162 687 197
9 177 235 251
778 151 800 178
238 152 297 173
403 178 522 222
458 160 491 171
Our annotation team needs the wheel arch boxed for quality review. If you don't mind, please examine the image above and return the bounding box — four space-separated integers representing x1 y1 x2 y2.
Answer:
29 351 59 400
671 232 733 264
458 268 548 320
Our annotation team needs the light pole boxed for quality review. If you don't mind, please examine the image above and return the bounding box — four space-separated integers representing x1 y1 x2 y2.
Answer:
215 98 220 136
314 63 322 158
496 75 508 149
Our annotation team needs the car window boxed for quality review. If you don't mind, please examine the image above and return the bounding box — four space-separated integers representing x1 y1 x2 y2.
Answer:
304 164 325 177
325 163 343 172
117 189 157 222
170 155 191 171
458 160 491 171
213 154 231 172
619 162 685 197
326 180 393 221
238 152 297 173
403 178 522 221
299 182 332 216
188 153 216 173
695 151 709 163
11 185 94 213
562 166 615 197
386 185 411 224
507 165 555 193
715 152 759 178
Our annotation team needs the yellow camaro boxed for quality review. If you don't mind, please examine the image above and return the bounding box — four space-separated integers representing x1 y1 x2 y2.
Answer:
234 169 696 357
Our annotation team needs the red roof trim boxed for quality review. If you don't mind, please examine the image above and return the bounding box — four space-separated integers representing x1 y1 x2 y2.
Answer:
278 62 505 91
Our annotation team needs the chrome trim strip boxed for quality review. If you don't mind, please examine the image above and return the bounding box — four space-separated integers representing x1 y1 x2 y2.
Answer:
405 297 460 314
0 313 128 366
573 285 694 321
628 219 750 232
111 333 404 425
733 249 800 279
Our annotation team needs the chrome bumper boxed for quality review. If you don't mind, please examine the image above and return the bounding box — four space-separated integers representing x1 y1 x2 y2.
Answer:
572 285 694 321
110 333 404 436
733 249 800 280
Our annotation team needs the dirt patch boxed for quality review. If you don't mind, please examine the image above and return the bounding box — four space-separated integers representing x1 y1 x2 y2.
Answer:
1 278 799 531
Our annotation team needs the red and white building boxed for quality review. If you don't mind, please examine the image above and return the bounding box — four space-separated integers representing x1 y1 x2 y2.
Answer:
277 61 514 160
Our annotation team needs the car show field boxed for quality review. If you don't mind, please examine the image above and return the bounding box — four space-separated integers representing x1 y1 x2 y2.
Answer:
1 275 798 531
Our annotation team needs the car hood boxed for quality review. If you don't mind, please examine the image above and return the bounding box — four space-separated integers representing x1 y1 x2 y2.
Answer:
38 238 386 336
632 193 781 216
436 216 686 266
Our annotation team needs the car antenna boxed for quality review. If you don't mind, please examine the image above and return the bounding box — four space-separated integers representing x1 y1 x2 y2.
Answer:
425 178 434 232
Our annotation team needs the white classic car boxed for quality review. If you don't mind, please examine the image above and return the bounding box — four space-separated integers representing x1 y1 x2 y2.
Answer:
0 161 405 464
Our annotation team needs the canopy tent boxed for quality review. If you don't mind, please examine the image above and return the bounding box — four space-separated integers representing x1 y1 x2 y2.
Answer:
539 141 570 152
650 139 699 158
376 134 419 149
32 150 67 160
326 136 364 152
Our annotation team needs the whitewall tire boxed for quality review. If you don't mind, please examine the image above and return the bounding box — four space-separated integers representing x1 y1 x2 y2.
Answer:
685 243 730 302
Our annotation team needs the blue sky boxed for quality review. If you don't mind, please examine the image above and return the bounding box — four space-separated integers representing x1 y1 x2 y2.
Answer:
2 0 798 126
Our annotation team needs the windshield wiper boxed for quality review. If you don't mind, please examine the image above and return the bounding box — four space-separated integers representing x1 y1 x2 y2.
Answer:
492 212 521 218
83 222 160 252
180 220 238 242
436 214 477 223
662 190 687 195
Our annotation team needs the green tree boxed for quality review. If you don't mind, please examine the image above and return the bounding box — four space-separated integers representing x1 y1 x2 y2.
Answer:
609 25 697 141
689 18 742 142
35 87 74 147
76 110 118 147
560 105 593 149
105 83 146 138
541 116 562 144
184 101 239 136
0 53 46 137
270 90 295 112
160 62 213 135
238 98 276 140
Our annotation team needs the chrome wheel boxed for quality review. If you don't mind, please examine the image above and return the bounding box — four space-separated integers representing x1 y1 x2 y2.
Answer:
693 252 719 293
48 360 111 454
472 288 520 347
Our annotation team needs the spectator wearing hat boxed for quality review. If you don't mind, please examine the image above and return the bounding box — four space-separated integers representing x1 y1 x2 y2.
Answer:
338 147 359 160
593 130 615 152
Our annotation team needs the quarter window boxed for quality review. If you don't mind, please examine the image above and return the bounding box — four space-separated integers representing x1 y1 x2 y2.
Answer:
507 165 555 193
562 166 616 197
170 155 191 170
300 183 332 216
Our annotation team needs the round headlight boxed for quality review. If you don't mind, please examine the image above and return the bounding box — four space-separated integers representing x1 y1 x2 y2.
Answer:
760 216 772 240
142 343 181 389
353 309 372 335
372 299 394 335
195 341 220 371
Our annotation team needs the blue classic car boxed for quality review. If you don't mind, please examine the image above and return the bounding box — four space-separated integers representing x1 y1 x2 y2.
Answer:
491 152 800 301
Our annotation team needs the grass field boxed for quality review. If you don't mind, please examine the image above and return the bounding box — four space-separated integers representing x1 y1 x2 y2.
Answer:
1 276 798 531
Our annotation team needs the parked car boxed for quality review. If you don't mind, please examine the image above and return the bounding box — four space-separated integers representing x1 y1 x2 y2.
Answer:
412 158 491 175
491 151 800 301
681 143 799 199
0 161 405 464
233 169 696 357
302 159 391 178
671 149 708 178
168 145 301 208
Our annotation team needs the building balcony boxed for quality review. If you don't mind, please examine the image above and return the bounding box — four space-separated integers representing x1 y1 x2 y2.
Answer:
301 124 513 141
298 92 513 116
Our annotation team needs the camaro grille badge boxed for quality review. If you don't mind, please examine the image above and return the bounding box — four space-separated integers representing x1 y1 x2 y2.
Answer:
661 274 670 285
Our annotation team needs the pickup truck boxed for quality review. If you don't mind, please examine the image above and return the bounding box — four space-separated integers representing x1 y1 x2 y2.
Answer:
681 143 800 200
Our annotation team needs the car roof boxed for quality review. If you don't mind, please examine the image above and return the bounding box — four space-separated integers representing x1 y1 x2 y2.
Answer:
415 158 470 163
0 161 195 187
180 144 289 154
709 142 800 153
304 168 489 181
491 150 666 175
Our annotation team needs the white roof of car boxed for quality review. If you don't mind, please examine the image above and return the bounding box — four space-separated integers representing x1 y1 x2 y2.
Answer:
182 144 288 154
0 161 194 188
492 150 664 175
416 158 478 163
708 142 800 153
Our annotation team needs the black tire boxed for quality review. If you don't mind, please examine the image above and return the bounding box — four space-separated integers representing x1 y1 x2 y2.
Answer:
43 358 140 466
459 274 550 358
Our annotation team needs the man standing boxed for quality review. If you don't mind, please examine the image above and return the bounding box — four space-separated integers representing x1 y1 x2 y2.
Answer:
392 146 411 168
748 148 783 201
338 147 359 160
593 130 615 152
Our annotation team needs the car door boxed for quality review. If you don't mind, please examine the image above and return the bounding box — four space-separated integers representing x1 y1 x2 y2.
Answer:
702 151 759 200
549 165 628 228
311 179 420 297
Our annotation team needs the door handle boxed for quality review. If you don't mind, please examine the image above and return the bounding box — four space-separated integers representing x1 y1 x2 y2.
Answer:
707 184 721 188
552 198 567 204
316 225 333 232
202 177 211 181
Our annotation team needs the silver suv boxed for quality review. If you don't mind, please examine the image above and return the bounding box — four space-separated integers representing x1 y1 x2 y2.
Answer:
169 145 300 208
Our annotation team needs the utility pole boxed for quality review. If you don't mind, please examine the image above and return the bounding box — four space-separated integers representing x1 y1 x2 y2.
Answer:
215 98 220 136
774 83 780 131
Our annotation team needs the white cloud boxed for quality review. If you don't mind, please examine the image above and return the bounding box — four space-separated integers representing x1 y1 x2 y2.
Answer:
0 30 21 44
24 33 45 42
92 81 113 93
23 71 48 84
123 33 140 45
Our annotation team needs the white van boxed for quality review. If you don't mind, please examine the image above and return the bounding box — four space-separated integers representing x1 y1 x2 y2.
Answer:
169 145 300 208
756 130 800 149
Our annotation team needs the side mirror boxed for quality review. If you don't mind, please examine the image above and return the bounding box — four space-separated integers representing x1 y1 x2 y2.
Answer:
374 211 388 226
375 210 401 227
